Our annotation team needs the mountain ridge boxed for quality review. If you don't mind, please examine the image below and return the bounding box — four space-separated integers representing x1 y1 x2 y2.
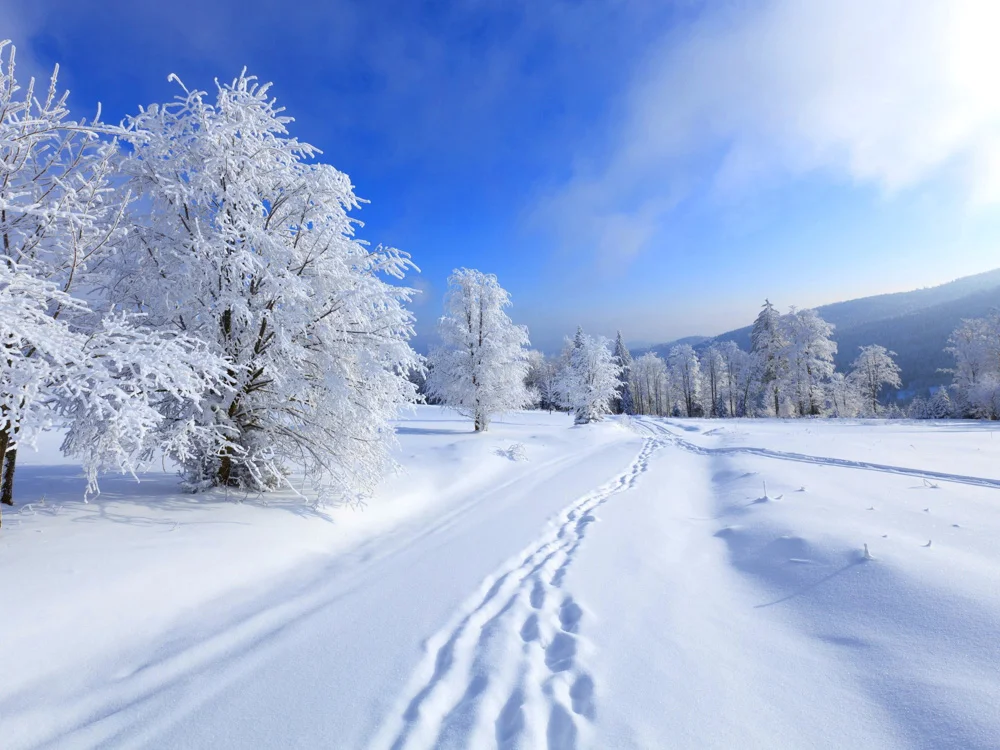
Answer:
639 268 1000 394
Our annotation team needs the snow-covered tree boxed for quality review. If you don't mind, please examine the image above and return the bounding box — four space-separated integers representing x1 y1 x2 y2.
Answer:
1 41 115 509
669 344 702 417
524 350 560 412
109 70 420 496
825 372 862 417
631 352 669 416
930 386 954 419
735 348 763 417
850 345 902 416
781 308 836 416
0 43 222 517
751 300 787 416
945 313 1000 419
907 396 930 419
427 269 530 431
701 345 725 417
524 350 544 408
558 330 621 424
715 341 750 417
612 331 635 415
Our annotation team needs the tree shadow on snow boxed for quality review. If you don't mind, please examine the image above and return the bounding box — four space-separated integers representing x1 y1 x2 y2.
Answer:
10 464 337 529
394 425 470 436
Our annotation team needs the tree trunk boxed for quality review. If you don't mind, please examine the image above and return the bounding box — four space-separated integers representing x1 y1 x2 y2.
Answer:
0 425 10 497
1 447 17 507
218 451 233 486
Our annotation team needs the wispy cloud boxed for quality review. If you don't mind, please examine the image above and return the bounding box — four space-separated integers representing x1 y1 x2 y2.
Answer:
541 0 1000 263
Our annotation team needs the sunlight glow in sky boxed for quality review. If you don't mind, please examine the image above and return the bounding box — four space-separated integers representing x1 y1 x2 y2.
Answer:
6 0 1000 350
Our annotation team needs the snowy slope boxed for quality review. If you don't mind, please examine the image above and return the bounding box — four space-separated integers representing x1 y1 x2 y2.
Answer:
0 407 641 748
3 410 1000 749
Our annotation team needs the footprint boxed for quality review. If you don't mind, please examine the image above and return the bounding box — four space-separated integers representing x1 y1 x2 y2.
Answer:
551 548 578 588
570 673 596 719
495 688 525 749
530 579 546 609
520 613 539 642
546 704 578 750
576 514 596 537
559 597 583 634
545 632 577 672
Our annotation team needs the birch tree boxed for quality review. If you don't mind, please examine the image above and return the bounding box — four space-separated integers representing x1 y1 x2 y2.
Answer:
669 344 702 417
631 352 668 416
702 344 724 417
716 341 748 417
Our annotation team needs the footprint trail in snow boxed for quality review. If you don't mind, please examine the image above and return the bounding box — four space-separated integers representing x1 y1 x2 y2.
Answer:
371 437 661 750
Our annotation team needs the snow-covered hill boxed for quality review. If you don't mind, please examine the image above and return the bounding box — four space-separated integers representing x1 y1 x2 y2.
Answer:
644 267 1000 394
3 408 999 748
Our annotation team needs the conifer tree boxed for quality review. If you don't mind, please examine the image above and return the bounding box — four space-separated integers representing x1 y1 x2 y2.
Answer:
558 329 621 424
781 308 837 416
613 331 635 415
751 300 788 416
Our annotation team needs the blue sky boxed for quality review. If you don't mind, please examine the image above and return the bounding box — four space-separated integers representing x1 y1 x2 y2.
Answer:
6 0 1000 351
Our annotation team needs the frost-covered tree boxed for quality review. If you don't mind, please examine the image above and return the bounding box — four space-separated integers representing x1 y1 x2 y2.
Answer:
734 347 762 418
631 352 668 416
930 386 954 419
109 70 420 496
715 341 750 417
669 344 702 417
0 43 222 517
850 345 902 416
825 372 862 417
559 330 621 424
1 41 116 509
612 331 635 415
427 269 530 431
945 314 1000 419
701 345 725 417
524 350 559 412
781 308 836 416
908 396 930 419
751 300 787 416
524 350 544 408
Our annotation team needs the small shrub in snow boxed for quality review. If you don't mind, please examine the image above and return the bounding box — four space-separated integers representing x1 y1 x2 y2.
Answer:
495 443 527 462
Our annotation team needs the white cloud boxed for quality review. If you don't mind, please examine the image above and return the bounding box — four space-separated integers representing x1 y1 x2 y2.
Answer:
542 0 1000 260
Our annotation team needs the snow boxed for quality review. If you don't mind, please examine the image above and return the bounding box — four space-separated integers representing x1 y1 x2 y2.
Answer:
4 409 1000 748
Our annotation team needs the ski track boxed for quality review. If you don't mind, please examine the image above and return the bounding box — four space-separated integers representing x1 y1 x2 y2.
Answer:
20 445 613 750
638 417 1000 490
373 437 661 750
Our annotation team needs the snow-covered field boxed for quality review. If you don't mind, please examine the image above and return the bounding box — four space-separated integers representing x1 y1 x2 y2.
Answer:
3 407 999 749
